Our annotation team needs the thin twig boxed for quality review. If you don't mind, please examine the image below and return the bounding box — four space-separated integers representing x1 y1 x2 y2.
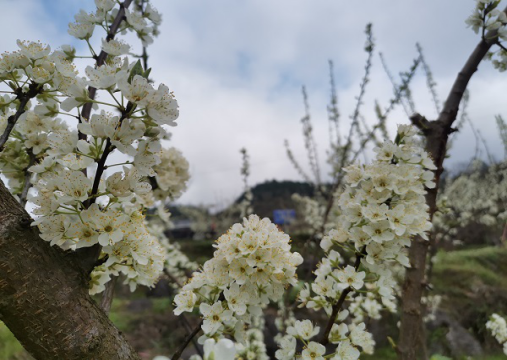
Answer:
0 85 40 151
314 25 376 238
80 0 133 128
379 52 413 117
84 102 133 209
171 319 203 360
163 268 183 288
300 86 321 185
285 140 313 184
416 43 441 115
19 149 36 206
327 60 340 148
319 246 366 345
180 315 203 358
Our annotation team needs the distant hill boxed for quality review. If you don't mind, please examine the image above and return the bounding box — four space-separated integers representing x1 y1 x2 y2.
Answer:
236 179 316 218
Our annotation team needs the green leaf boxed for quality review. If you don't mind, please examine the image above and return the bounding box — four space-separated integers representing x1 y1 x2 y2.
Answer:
128 60 144 84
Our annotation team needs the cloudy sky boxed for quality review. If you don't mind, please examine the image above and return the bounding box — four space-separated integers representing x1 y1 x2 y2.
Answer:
1 0 505 206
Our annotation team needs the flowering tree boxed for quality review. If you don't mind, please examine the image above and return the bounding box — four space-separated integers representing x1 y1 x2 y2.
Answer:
0 0 191 358
1 0 506 360
397 2 507 358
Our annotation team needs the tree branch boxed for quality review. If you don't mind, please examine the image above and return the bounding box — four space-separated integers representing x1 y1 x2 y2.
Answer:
397 9 506 359
80 0 133 126
74 102 135 275
319 247 366 345
0 83 41 151
19 148 36 206
172 319 203 360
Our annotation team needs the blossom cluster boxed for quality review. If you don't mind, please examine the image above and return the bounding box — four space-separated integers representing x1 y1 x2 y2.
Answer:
69 0 161 47
235 327 269 360
153 147 190 201
190 338 237 360
276 125 435 360
465 0 507 71
149 222 199 288
486 313 507 355
0 0 191 294
154 338 238 360
433 160 507 247
276 318 375 360
291 193 328 237
173 214 303 342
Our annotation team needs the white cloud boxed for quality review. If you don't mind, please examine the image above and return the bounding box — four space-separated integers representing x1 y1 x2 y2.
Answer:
1 0 505 206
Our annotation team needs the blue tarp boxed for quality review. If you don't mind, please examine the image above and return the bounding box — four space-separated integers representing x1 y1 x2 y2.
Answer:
273 209 296 225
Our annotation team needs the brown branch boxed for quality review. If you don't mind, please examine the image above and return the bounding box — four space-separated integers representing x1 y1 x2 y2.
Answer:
72 102 134 274
320 246 366 345
0 83 41 151
164 268 183 288
172 319 203 360
88 139 113 205
172 291 226 359
162 269 203 357
397 9 506 359
409 113 431 133
85 101 134 209
19 149 36 206
180 315 204 358
80 0 133 128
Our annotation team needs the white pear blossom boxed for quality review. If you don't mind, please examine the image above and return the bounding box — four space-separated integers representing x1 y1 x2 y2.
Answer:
101 39 131 56
301 341 326 360
68 22 95 40
203 338 236 360
16 40 51 60
174 290 197 316
174 215 302 340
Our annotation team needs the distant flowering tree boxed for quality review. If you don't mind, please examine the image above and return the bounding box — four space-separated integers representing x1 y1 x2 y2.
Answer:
486 313 507 355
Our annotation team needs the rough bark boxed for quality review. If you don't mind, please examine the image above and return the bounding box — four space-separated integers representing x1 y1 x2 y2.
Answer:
397 23 502 360
0 180 140 360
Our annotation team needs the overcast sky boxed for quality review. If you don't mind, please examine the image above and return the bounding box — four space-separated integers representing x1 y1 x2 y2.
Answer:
1 0 505 207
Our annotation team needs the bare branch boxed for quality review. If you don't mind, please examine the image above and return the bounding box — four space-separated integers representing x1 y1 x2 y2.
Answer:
416 43 441 115
301 86 322 185
327 60 341 148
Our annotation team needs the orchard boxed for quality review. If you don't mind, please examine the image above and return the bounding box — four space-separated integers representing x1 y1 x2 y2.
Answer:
0 1 507 359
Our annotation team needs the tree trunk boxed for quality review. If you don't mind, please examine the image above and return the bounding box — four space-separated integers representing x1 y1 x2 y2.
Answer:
0 180 140 360
397 22 502 359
